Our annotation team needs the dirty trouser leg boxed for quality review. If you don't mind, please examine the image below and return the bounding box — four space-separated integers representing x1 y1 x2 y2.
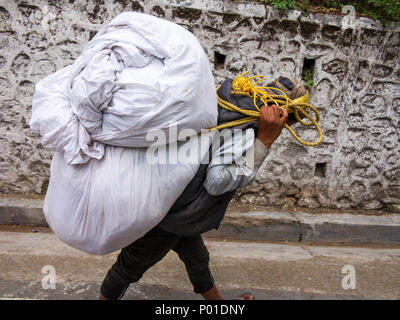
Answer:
100 226 180 300
172 235 214 294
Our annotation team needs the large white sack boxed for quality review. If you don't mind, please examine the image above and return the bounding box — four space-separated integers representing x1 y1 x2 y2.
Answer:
30 12 217 165
45 134 214 255
29 12 218 254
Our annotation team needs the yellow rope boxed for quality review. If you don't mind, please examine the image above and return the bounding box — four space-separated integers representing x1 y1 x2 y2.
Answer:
208 71 323 147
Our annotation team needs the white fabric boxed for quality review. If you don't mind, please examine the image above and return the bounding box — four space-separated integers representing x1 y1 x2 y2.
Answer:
29 12 218 254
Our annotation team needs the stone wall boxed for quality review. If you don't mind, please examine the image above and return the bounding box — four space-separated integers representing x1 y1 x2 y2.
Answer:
0 0 399 210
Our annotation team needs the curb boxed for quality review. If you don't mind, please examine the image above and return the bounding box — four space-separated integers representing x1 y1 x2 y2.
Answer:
206 211 301 242
0 198 47 227
205 211 400 244
1 198 400 244
296 212 400 244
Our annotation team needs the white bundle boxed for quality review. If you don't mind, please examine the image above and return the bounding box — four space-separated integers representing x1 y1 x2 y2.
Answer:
29 12 218 254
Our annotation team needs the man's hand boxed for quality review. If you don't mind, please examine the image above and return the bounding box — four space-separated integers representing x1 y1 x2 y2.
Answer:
256 104 288 148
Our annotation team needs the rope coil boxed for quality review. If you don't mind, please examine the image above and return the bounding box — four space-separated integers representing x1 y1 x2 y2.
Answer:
210 71 323 147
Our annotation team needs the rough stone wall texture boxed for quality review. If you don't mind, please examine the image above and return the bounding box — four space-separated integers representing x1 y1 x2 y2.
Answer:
0 0 399 210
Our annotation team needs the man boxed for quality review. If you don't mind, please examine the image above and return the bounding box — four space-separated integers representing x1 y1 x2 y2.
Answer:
99 76 306 300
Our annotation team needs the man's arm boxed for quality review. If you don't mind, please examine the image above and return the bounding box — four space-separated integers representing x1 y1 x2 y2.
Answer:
204 105 288 196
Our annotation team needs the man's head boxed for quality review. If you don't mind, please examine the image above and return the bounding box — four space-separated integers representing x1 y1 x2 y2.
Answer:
265 76 308 126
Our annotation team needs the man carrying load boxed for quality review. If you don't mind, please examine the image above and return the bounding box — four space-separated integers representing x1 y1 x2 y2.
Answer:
99 75 313 300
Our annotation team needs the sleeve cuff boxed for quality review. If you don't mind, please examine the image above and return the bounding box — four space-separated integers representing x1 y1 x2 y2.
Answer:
253 138 270 171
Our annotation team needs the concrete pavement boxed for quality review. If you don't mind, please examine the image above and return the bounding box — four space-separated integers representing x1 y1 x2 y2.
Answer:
1 230 400 300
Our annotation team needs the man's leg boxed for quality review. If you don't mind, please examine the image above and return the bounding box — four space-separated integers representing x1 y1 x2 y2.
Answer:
172 235 254 300
100 226 180 300
172 235 223 300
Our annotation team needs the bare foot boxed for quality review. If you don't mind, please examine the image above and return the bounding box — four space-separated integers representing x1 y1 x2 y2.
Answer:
235 292 255 300
201 284 224 300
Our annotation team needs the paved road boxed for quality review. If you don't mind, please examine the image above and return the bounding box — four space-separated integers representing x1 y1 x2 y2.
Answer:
0 230 400 300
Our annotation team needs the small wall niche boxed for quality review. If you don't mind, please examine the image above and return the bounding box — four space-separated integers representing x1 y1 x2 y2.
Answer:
303 58 315 72
315 162 327 178
302 58 316 89
214 51 226 71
